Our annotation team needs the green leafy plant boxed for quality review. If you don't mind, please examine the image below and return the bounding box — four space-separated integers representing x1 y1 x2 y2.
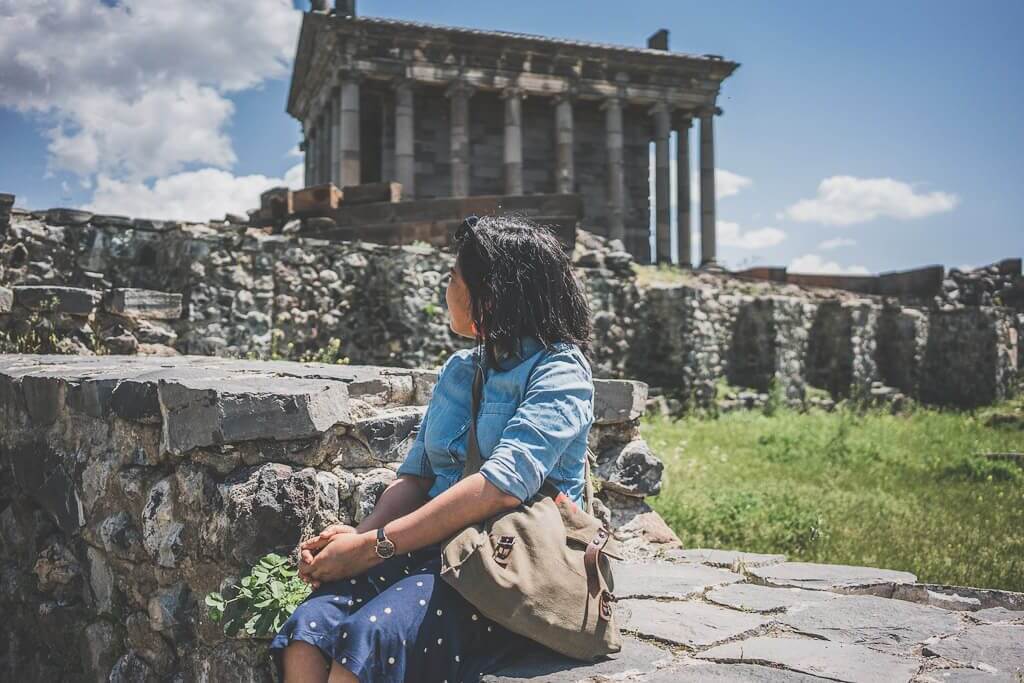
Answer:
205 553 311 638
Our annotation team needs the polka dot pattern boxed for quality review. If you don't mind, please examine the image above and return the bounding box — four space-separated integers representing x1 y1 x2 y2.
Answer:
269 542 532 682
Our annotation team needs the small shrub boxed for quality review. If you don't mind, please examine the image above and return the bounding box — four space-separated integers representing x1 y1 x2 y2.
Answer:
205 553 310 638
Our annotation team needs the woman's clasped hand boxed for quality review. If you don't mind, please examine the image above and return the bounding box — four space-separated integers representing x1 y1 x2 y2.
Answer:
297 523 379 590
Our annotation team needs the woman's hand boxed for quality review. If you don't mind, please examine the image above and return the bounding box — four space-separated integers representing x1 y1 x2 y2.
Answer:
300 531 381 589
300 523 356 561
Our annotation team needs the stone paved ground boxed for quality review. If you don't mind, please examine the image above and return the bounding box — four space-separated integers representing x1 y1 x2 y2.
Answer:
486 551 1024 682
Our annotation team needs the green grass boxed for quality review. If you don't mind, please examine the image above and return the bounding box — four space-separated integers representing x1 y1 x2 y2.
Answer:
643 399 1024 592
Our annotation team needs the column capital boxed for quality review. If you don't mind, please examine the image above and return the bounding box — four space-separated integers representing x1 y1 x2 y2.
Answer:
600 95 624 112
648 101 670 118
697 105 723 119
445 80 475 100
673 109 696 128
336 68 366 84
553 84 579 104
501 86 524 100
392 77 415 94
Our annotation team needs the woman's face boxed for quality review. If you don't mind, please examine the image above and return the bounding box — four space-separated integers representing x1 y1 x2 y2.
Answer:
445 260 476 339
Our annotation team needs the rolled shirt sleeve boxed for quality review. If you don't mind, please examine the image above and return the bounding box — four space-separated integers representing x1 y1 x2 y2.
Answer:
478 349 594 502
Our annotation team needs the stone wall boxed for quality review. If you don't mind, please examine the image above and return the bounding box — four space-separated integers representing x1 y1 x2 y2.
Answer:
0 354 656 681
1 206 1020 409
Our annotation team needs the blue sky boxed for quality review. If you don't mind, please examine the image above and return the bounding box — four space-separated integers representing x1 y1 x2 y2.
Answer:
1 0 1021 273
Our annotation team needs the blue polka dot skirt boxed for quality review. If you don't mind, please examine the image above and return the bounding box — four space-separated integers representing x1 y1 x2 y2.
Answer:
269 542 532 682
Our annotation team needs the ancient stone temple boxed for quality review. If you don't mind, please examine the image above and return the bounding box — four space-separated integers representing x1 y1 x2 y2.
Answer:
288 1 739 264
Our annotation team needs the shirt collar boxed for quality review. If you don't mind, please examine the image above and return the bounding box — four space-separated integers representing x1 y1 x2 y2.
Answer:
495 335 544 370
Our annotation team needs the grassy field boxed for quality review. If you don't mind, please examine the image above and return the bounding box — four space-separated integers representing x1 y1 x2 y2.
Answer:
643 398 1024 592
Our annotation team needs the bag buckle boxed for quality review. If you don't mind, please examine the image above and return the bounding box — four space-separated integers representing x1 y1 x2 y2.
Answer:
494 535 515 563
599 590 615 621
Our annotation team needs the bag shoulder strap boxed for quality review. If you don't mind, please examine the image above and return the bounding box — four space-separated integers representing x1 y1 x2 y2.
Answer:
461 359 595 515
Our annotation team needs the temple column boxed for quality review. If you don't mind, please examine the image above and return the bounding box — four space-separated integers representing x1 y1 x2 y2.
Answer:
339 75 361 186
394 80 415 198
675 113 693 268
652 102 671 263
307 124 318 186
318 109 329 185
329 88 340 185
447 81 473 198
699 108 717 266
602 96 626 245
554 93 574 194
301 133 311 188
502 87 524 195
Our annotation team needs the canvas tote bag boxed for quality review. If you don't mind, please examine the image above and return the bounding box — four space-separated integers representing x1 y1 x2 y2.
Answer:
439 358 623 661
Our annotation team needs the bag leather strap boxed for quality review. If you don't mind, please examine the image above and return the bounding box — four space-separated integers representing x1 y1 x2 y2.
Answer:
459 358 594 515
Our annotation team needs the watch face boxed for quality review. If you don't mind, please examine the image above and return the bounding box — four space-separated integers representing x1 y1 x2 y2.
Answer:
376 539 396 559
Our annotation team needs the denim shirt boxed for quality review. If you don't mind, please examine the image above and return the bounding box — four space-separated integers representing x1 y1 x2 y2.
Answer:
396 335 594 507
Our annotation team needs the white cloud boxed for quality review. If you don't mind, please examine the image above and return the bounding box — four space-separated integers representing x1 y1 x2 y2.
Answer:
718 220 787 249
84 163 304 222
818 237 857 250
781 176 958 226
789 253 870 275
0 0 301 181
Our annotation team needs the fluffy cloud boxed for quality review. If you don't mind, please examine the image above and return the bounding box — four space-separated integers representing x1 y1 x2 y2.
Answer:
718 220 786 249
781 176 958 226
84 163 304 223
789 253 870 275
818 237 857 250
0 0 301 180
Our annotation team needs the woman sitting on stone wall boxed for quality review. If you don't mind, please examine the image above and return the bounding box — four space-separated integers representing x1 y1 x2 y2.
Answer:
270 215 597 682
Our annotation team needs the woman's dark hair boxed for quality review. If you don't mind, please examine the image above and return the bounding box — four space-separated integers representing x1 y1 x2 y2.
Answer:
452 214 592 370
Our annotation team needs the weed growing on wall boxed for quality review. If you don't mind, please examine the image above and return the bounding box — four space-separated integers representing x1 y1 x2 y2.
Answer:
205 553 311 638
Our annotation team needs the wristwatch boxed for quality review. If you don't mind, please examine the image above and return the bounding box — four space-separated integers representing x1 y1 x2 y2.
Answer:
374 526 396 559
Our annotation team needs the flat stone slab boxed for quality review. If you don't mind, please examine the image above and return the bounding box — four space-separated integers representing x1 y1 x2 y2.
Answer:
614 561 743 599
778 593 964 653
645 661 831 682
971 607 1024 624
482 636 673 681
666 548 787 569
749 561 917 595
105 288 183 319
12 286 102 315
706 583 842 613
158 375 351 455
593 378 647 424
697 635 921 682
618 598 770 648
923 624 1024 677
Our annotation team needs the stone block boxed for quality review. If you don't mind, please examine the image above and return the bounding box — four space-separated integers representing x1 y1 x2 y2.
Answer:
293 183 342 214
348 406 424 463
706 582 841 613
777 593 963 653
131 218 179 232
618 599 770 649
697 636 921 682
748 561 917 596
483 636 673 682
593 379 647 424
13 285 102 315
614 561 742 599
157 375 351 455
0 286 12 313
340 181 403 205
922 624 1024 678
45 207 93 226
667 548 786 569
596 439 662 497
105 288 183 320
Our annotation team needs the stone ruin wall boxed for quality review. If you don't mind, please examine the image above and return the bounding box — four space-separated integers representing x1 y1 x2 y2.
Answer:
0 205 1021 410
0 354 664 681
